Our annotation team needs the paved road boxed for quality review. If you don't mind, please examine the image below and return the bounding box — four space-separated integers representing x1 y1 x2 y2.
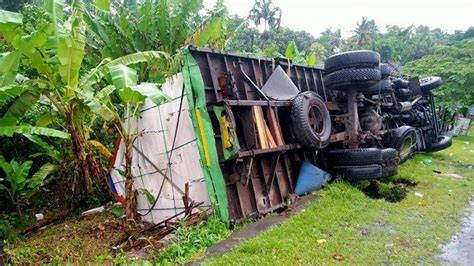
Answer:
439 200 474 265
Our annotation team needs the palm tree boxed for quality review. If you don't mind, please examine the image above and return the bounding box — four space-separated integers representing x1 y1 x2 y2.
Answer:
248 0 282 46
354 17 379 47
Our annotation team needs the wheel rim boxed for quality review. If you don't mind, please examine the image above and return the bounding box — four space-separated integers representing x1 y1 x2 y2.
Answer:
308 105 325 135
399 135 415 159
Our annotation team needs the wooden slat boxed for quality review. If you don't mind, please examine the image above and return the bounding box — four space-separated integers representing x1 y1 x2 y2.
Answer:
252 106 268 149
266 107 285 146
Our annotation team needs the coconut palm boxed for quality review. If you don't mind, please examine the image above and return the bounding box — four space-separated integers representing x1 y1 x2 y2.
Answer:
354 17 379 47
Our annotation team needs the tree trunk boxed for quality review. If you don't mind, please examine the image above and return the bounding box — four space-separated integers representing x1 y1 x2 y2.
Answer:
124 146 138 221
15 195 22 215
66 110 103 196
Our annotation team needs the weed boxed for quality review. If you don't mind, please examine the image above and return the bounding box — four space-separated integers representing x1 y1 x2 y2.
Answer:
150 212 233 264
110 206 125 218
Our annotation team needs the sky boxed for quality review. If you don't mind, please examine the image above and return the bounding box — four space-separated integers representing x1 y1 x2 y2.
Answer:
203 0 474 38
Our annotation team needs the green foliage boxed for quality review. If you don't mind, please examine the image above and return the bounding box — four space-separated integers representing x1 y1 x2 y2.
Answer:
284 41 298 60
85 0 229 61
283 41 317 66
0 212 33 242
151 213 233 264
403 38 474 114
0 155 56 213
0 0 32 12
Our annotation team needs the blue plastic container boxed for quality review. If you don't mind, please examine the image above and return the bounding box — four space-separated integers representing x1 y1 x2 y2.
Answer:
294 161 331 196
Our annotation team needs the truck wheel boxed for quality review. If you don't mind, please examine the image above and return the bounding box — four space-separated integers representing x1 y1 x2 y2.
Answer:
334 164 382 181
363 79 392 95
381 148 398 178
424 135 452 152
291 91 332 149
388 126 417 163
381 148 398 161
380 63 391 78
382 164 398 178
328 148 382 166
324 68 381 90
420 76 442 94
324 50 380 74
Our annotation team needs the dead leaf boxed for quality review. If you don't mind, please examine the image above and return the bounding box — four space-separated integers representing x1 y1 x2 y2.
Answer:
98 224 106 231
333 254 345 261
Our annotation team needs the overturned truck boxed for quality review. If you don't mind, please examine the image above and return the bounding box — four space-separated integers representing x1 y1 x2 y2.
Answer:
108 48 451 223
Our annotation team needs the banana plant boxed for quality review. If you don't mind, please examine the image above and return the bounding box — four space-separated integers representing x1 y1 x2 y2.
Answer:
85 0 230 80
0 155 57 214
0 1 174 198
285 41 317 66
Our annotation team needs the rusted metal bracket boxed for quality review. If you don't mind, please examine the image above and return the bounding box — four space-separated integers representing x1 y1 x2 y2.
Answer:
242 156 254 187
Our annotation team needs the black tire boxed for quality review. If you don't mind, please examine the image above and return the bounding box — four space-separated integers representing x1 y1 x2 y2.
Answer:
380 64 391 78
382 165 398 178
424 135 452 152
420 76 442 94
327 148 382 166
381 148 398 178
363 79 392 95
388 126 417 163
291 91 332 149
324 50 380 74
381 148 398 161
324 68 381 90
393 78 409 89
334 164 382 181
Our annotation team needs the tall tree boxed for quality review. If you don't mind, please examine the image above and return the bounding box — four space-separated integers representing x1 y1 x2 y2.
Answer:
248 0 282 46
354 17 379 47
316 28 342 54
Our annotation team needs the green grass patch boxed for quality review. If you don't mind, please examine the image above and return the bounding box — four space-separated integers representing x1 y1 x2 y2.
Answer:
205 135 474 265
148 213 236 264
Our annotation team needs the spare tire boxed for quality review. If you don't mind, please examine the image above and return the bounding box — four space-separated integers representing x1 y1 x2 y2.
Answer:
333 164 383 181
291 91 332 149
363 79 392 95
380 64 391 78
420 76 442 94
424 135 452 152
327 148 382 166
388 126 417 163
324 68 381 90
324 50 380 74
